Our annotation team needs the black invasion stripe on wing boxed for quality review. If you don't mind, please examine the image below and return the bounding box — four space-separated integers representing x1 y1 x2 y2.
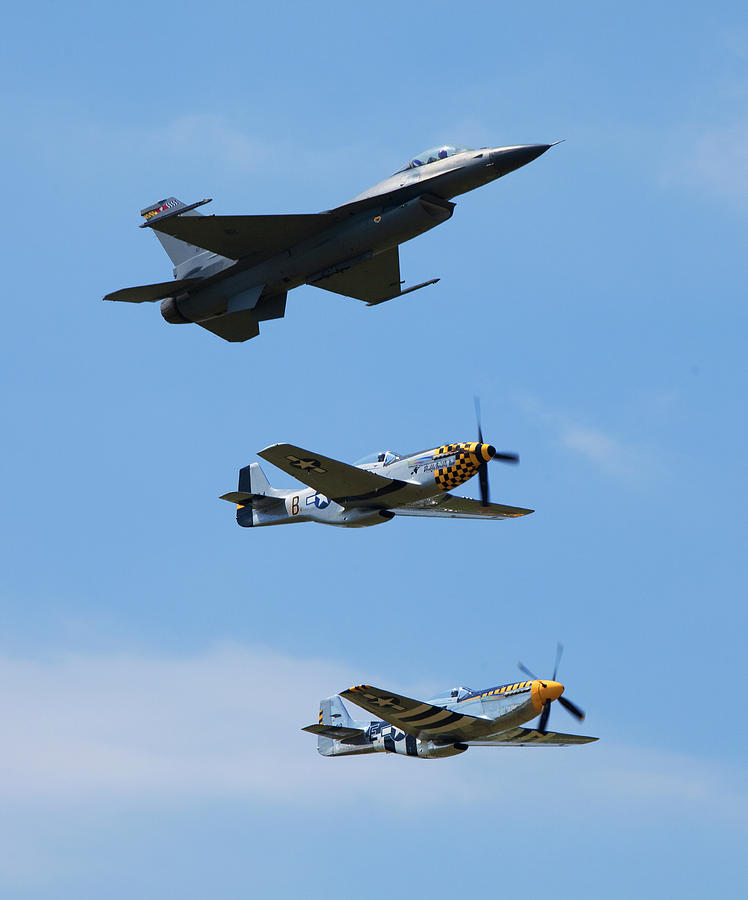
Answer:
398 705 449 723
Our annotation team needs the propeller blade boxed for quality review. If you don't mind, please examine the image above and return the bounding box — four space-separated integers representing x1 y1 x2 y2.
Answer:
474 396 483 443
538 702 551 733
558 696 585 721
492 452 519 464
478 462 490 506
517 661 539 680
552 642 564 681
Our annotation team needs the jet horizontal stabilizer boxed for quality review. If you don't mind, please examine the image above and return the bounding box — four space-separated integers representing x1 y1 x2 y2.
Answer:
102 277 203 303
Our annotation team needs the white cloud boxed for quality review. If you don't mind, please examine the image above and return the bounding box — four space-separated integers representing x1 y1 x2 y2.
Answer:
518 395 656 481
0 646 743 826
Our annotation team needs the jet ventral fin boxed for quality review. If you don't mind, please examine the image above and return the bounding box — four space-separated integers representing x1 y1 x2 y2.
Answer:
197 309 260 343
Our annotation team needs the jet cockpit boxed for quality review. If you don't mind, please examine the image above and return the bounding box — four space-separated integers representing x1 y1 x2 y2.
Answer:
394 145 467 174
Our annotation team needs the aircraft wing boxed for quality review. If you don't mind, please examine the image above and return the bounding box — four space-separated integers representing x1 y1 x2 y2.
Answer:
257 443 413 506
308 248 402 304
148 213 336 261
102 277 203 303
392 493 534 520
465 727 598 747
340 684 499 742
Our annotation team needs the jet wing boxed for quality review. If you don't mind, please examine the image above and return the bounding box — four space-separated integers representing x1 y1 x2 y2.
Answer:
148 213 336 261
392 494 534 520
308 248 402 304
257 443 413 506
340 684 499 742
465 727 598 747
102 277 203 303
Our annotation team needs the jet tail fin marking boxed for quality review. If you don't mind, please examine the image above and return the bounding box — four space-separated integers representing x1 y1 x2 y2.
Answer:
139 196 222 269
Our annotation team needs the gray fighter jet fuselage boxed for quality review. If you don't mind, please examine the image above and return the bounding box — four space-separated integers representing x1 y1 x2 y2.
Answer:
104 143 555 342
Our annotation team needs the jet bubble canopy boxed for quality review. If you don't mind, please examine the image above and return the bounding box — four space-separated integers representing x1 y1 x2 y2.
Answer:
394 145 467 174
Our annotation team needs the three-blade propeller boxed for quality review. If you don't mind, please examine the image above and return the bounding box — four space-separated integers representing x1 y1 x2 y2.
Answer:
474 397 519 506
517 643 586 732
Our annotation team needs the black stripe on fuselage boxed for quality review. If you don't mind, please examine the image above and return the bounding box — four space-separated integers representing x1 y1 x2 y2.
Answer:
405 735 418 757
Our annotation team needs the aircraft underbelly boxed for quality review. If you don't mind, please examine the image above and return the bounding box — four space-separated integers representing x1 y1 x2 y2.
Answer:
165 193 456 330
250 194 453 292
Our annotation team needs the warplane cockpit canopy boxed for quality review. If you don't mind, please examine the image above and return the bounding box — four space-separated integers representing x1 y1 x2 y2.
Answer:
430 686 474 702
355 450 402 466
394 145 467 174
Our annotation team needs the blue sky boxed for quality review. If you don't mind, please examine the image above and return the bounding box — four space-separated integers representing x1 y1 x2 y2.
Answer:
1 1 747 896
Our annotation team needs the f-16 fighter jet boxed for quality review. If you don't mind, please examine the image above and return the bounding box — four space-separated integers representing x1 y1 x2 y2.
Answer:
303 647 596 759
104 142 556 342
221 430 531 528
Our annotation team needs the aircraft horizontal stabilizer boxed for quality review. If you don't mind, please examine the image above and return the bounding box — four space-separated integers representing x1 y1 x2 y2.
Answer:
219 491 254 505
102 277 203 303
301 724 367 741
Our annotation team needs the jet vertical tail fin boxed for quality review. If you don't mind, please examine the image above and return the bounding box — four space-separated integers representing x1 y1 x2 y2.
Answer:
140 197 222 270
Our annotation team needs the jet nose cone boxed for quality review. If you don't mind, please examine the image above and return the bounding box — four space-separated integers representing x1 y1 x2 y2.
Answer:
480 443 497 462
489 143 553 175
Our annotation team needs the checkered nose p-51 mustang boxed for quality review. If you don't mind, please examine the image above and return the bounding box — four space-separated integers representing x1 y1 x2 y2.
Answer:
220 426 532 528
303 648 596 759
